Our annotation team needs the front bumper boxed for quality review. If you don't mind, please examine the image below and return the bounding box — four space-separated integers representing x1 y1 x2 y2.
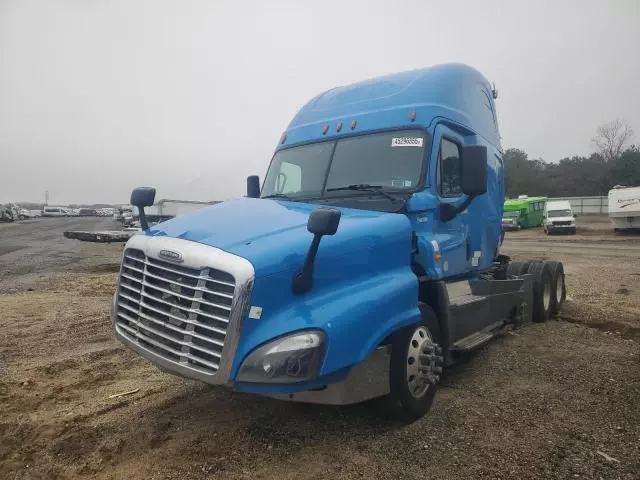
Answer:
502 223 520 231
112 293 391 404
263 345 391 405
547 224 575 233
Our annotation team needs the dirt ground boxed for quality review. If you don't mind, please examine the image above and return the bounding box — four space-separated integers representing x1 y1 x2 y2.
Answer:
1 217 639 479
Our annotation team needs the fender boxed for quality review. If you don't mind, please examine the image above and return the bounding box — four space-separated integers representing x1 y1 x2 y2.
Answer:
229 256 421 385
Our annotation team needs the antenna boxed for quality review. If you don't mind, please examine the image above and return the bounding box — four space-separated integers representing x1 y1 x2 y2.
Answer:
492 82 498 100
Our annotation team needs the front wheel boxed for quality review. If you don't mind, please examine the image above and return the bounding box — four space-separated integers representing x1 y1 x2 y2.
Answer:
390 304 443 421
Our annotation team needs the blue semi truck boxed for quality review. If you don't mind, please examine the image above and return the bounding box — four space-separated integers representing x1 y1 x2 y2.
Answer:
112 64 566 419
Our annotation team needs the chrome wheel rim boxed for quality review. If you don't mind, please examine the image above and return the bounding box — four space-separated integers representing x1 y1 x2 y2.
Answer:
543 277 551 311
406 326 442 398
556 274 564 302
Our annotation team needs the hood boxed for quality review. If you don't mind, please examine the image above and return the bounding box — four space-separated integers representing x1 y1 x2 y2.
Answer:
146 198 413 277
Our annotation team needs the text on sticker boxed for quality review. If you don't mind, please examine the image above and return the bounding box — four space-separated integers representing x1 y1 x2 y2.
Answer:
391 137 423 147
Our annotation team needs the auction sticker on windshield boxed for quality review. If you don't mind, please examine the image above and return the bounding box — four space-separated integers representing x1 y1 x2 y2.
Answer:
391 137 423 147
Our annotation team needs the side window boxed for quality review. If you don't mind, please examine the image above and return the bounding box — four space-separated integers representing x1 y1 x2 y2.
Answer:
276 162 302 194
437 138 462 197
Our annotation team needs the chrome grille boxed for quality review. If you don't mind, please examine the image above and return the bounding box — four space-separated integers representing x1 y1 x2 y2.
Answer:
115 247 236 375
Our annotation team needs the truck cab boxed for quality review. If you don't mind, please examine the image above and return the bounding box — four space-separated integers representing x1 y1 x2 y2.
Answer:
112 64 565 419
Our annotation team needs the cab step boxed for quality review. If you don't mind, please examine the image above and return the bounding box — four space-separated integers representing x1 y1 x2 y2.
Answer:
450 320 507 354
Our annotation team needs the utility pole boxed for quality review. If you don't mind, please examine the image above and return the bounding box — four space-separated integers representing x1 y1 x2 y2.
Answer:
45 190 49 206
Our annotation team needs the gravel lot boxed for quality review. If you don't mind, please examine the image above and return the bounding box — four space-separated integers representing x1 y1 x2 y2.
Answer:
1 217 638 479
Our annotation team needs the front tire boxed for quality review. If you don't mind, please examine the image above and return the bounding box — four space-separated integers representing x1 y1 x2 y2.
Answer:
390 304 443 421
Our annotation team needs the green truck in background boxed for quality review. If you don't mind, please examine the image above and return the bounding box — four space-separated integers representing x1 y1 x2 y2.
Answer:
502 195 547 230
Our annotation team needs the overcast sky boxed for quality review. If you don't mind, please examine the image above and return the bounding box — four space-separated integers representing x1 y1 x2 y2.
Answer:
1 0 638 205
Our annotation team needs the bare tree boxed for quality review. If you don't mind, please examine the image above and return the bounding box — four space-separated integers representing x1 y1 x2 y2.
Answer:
591 119 634 162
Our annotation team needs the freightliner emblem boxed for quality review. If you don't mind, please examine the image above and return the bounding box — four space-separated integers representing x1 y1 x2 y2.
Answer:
158 249 184 263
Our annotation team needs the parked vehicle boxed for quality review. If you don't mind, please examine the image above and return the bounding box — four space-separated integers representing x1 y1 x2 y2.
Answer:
502 196 546 230
17 208 41 219
608 185 640 231
78 208 98 216
0 203 20 222
111 64 566 419
543 200 576 235
42 207 66 217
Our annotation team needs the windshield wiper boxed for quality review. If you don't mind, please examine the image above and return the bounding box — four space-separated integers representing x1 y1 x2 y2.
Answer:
261 193 292 199
326 184 402 203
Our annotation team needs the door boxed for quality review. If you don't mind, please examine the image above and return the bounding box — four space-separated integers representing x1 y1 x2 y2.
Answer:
430 124 471 277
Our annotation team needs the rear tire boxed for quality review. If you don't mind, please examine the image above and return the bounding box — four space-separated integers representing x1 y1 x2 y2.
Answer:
528 261 553 322
506 261 523 277
544 261 566 317
507 260 532 277
390 304 443 421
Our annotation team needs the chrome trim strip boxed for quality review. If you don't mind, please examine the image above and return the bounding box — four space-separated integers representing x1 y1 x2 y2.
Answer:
112 234 255 385
138 292 230 325
117 320 220 370
117 302 225 347
139 269 234 299
144 256 236 287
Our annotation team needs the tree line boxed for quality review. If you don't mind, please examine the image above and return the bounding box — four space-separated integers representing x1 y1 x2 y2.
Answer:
504 119 639 198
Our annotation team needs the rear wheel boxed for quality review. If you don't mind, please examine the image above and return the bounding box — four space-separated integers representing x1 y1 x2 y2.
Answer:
544 261 566 317
528 261 553 322
506 261 523 277
390 304 443 421
507 260 532 277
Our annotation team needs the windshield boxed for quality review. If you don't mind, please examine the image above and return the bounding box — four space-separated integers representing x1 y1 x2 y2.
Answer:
503 211 521 218
261 130 426 200
547 209 572 218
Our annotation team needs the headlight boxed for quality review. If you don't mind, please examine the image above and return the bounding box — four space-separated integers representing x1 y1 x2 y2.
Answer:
236 331 326 383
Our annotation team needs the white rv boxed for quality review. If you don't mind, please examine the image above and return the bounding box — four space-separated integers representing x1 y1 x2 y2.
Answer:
543 200 576 235
608 186 640 231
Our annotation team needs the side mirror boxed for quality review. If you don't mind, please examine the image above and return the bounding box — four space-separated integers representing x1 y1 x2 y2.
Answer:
130 187 156 230
130 187 156 208
247 175 260 198
307 207 341 236
293 208 341 295
461 145 488 196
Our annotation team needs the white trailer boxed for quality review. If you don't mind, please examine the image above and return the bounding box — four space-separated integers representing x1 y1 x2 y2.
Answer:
608 186 640 231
